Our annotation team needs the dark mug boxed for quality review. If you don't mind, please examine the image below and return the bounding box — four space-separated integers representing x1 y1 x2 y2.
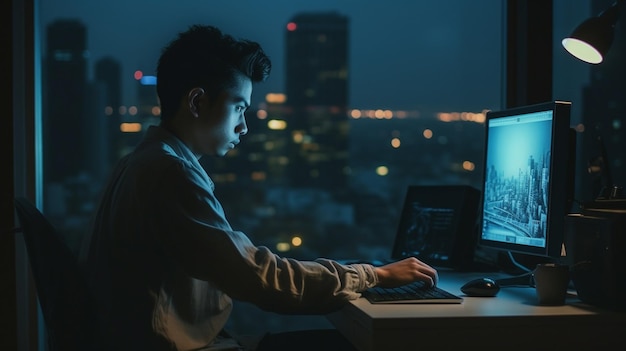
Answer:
533 263 570 306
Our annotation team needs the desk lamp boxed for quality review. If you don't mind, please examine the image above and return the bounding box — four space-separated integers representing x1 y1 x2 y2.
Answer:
562 0 624 64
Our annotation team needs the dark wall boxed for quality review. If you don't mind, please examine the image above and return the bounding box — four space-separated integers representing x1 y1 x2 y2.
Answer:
2 0 17 349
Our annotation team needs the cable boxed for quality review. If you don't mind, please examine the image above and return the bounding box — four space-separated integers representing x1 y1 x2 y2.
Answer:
493 251 535 288
507 251 532 273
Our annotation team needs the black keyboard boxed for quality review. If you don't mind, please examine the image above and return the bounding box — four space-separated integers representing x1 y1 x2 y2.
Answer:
362 280 463 304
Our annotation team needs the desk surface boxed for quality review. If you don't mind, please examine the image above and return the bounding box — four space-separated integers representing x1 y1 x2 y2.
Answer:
327 270 626 351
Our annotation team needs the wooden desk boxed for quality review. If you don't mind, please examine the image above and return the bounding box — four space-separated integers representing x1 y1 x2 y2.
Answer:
327 271 626 351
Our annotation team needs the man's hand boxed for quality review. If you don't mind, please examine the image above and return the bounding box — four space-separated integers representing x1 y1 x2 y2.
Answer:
373 257 438 288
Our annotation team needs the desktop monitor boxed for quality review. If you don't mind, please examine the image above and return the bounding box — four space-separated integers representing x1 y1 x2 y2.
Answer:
478 101 575 259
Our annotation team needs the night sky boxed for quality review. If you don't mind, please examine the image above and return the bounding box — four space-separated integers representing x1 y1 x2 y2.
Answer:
39 1 590 117
38 0 503 112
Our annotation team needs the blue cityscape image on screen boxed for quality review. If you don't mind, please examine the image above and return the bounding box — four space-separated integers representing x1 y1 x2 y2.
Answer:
481 111 553 249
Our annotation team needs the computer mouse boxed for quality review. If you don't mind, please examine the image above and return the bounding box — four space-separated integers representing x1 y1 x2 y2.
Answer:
460 277 500 297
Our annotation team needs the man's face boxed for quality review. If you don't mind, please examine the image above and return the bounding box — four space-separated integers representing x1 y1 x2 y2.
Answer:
192 73 252 157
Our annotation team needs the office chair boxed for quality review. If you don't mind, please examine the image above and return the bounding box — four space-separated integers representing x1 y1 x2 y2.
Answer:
13 197 97 351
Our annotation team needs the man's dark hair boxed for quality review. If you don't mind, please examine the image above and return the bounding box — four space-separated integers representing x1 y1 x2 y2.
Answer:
156 24 272 120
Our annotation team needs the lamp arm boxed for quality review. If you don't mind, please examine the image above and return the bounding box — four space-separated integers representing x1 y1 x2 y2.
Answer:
599 0 623 24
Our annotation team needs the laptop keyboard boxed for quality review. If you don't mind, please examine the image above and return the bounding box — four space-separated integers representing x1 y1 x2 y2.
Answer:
362 280 463 304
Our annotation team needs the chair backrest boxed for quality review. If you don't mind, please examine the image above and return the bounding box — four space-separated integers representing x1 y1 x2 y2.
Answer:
13 197 97 351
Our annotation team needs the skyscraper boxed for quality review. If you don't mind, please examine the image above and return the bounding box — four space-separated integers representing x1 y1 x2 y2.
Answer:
286 12 349 108
285 12 350 190
44 19 88 183
94 57 123 170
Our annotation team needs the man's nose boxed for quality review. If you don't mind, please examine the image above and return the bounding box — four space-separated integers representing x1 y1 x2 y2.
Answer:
238 119 248 135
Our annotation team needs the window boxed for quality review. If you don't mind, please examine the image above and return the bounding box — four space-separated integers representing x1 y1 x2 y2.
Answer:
36 0 504 337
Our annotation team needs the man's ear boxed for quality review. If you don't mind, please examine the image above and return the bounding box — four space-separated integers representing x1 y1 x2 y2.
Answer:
187 87 205 118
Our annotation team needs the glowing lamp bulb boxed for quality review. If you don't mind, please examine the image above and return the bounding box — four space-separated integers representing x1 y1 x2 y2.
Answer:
562 38 603 64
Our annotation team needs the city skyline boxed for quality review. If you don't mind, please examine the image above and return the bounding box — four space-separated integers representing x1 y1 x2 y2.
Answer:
39 16 488 244
39 1 505 114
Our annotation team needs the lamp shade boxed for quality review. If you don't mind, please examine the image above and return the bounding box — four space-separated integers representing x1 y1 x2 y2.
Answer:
562 17 615 64
562 1 621 64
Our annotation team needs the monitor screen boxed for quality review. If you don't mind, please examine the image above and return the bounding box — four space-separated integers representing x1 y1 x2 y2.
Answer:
478 101 575 259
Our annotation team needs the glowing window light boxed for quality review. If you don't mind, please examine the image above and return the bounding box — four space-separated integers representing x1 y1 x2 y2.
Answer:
128 106 138 116
462 161 475 171
251 171 266 181
140 76 157 85
264 141 275 151
266 93 286 104
276 242 291 252
396 110 408 118
292 132 304 143
391 138 401 148
151 106 161 116
423 129 433 139
291 236 302 247
268 119 287 130
120 123 142 133
438 112 454 122
376 166 389 176
612 119 621 130
350 109 362 119
257 109 268 119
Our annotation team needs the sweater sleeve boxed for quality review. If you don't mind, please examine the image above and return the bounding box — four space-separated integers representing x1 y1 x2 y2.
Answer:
153 159 379 314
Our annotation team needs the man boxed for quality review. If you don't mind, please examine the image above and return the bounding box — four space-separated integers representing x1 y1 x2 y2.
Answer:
81 24 438 350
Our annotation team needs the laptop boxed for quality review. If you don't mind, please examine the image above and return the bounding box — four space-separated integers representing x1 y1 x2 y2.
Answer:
350 185 481 304
345 185 481 269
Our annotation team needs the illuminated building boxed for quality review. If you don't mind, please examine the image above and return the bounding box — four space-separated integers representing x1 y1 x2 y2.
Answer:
285 12 350 190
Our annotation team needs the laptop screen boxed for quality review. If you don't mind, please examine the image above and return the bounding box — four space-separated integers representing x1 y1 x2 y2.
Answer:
391 185 480 268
